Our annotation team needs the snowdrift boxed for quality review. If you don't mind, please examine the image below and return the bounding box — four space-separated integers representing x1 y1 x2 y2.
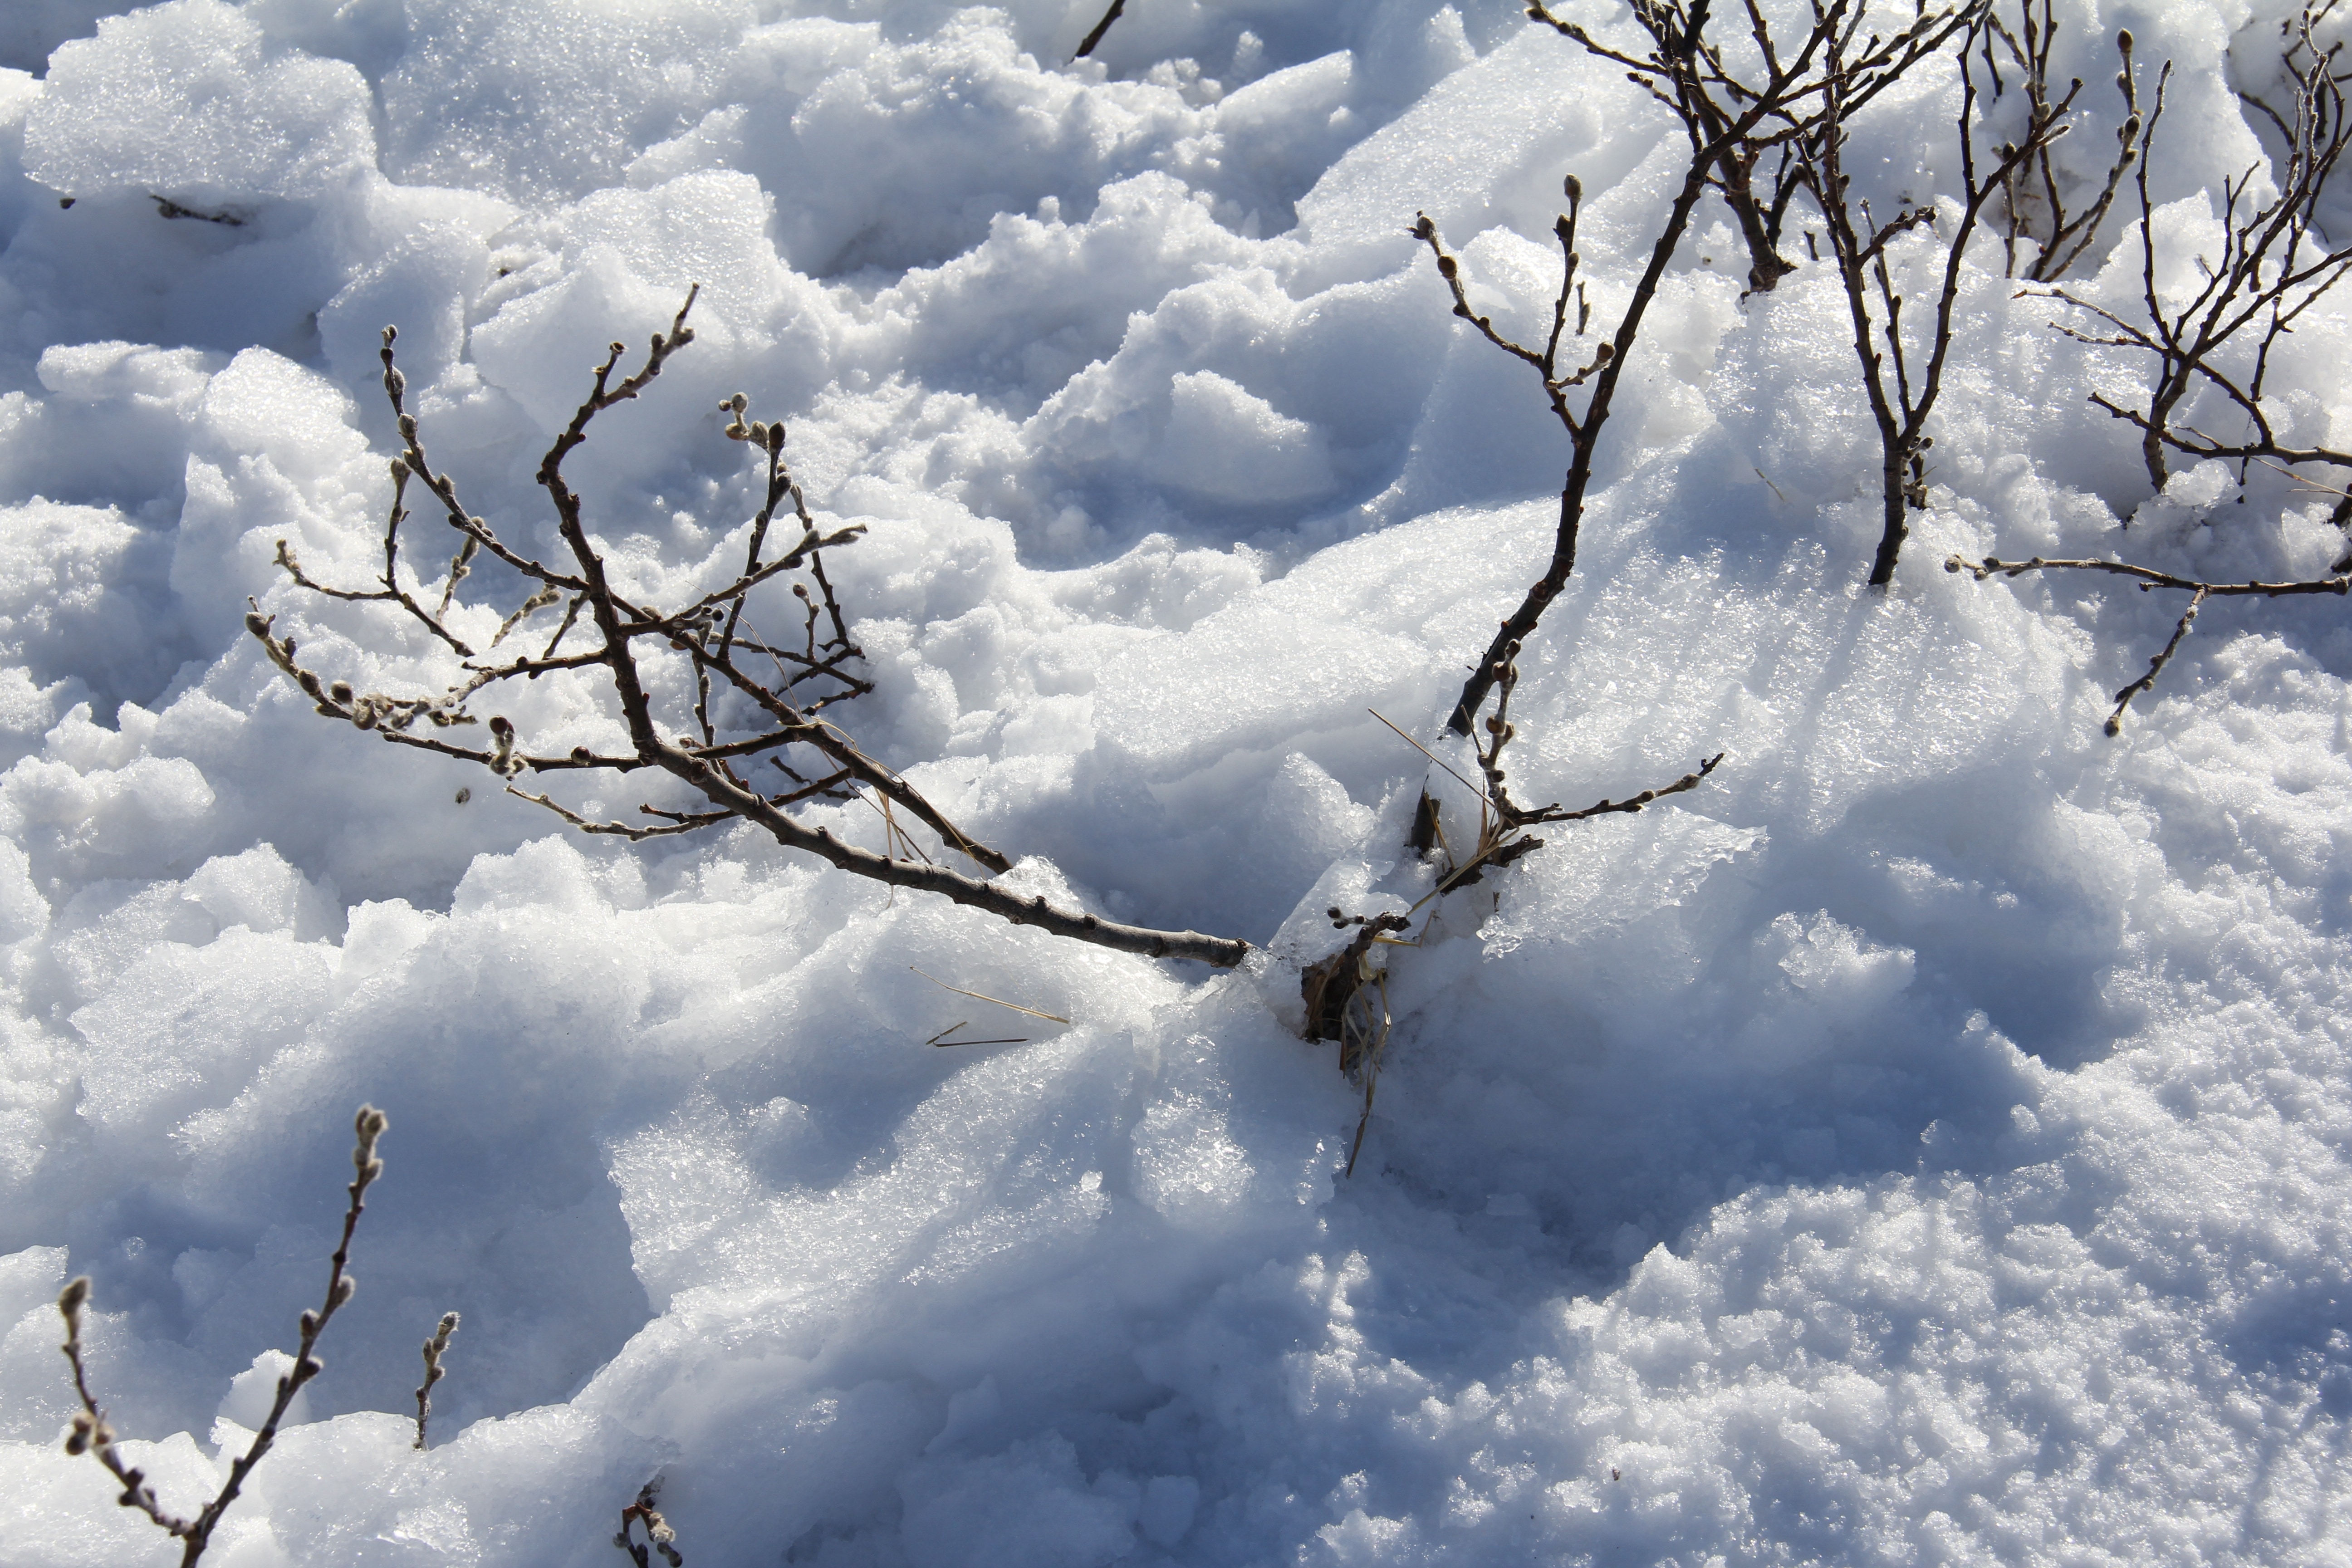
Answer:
2 0 2351 1563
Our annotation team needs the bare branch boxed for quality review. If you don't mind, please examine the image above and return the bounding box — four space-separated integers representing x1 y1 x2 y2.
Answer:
1797 1 2082 586
2039 8 2352 492
1946 552 2351 730
1070 0 1126 61
413 1312 458 1451
1441 0 1968 732
60 1107 390 1567
250 294 1248 970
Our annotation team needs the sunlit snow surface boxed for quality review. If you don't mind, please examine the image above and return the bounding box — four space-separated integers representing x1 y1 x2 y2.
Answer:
2 0 2352 1562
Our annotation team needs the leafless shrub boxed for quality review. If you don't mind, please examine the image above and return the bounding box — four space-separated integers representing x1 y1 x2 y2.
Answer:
247 291 1247 969
1793 1 2079 585
1531 0 1979 297
2034 2 2352 501
56 1106 389 1568
1983 1 2152 281
1439 0 1980 726
1943 5 2352 730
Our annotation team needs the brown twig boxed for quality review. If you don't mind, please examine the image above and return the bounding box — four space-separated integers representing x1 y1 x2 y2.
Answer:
1799 1 2082 586
59 1107 390 1567
1071 0 1127 60
1317 689 1720 1175
248 294 1249 969
413 1311 458 1450
1439 0 1937 735
1946 551 2351 730
616 1480 683 1567
2034 4 2352 492
1298 909 1409 1176
1986 10 2151 281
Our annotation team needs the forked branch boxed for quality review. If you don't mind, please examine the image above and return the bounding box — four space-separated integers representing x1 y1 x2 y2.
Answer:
2034 3 2352 494
59 1107 390 1568
248 294 1246 969
1985 9 2151 281
1799 0 2080 585
617 1480 684 1567
1529 0 1979 297
413 1310 459 1450
1946 551 2351 730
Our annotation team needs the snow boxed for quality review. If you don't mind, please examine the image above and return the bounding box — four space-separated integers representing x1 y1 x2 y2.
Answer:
3 0 2352 1562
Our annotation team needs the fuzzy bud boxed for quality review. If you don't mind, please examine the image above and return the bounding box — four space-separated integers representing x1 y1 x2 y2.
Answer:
300 1308 320 1336
333 1276 357 1308
58 1275 90 1320
1562 173 1582 203
2117 27 2132 52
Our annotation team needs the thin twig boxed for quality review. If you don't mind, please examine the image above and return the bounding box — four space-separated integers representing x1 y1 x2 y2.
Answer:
413 1312 459 1450
59 1107 390 1567
926 1021 1030 1048
910 966 1070 1024
1946 552 2350 730
250 294 1250 969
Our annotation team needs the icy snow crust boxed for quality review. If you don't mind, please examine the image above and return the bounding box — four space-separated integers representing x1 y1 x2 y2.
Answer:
1 0 2351 1561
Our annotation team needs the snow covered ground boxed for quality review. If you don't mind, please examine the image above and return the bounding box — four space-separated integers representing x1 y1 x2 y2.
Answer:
3 0 2351 1561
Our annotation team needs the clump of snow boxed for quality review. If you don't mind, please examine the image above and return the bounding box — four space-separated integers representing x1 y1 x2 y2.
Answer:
3 0 2352 1563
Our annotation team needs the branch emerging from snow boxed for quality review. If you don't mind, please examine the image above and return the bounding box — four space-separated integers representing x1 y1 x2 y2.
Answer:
59 1106 389 1568
247 293 1247 969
